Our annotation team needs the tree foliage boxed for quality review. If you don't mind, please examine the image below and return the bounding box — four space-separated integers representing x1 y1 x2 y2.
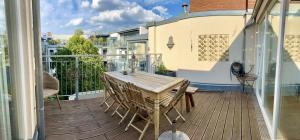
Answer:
47 39 61 45
51 29 105 99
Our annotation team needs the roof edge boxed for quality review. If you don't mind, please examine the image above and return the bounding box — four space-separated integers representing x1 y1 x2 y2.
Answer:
147 10 253 28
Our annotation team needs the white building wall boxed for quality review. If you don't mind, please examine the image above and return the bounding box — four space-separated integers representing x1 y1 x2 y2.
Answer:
148 15 252 85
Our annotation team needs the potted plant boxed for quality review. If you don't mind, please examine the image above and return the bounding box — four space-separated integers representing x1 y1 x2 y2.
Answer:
155 63 176 77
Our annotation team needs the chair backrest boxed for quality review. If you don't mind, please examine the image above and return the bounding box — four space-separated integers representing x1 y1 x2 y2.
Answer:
100 75 115 97
43 72 59 90
170 80 190 106
107 77 128 102
124 83 148 109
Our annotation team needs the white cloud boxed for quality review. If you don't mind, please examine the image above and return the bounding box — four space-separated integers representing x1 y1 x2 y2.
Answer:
91 0 131 11
41 0 174 34
66 18 83 27
144 0 181 5
152 6 168 15
91 0 101 9
80 0 90 8
91 10 123 22
90 3 164 24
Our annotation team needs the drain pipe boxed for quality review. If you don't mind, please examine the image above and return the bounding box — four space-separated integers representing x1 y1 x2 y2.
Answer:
242 0 249 65
242 14 247 65
32 0 46 139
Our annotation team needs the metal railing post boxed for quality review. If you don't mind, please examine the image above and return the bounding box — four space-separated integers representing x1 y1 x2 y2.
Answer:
75 57 79 100
146 54 151 73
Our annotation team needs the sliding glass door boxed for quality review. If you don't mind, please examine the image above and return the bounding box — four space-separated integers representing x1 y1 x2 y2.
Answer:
278 1 300 139
263 3 281 125
255 3 281 129
255 0 300 139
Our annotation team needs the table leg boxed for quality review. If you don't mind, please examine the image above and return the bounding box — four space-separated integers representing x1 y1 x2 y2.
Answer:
185 94 191 113
189 94 195 107
154 98 160 140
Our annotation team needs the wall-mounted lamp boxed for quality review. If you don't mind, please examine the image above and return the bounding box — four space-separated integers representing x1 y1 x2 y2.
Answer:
167 36 175 49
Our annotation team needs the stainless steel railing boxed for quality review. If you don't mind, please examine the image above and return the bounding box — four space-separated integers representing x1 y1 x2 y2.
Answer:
42 54 162 100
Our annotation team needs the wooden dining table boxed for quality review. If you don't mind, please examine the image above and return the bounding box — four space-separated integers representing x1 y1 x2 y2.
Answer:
105 71 184 139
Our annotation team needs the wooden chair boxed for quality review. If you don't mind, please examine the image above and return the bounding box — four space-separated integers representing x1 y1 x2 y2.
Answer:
43 72 61 110
107 78 131 124
162 80 189 125
99 75 118 112
124 83 154 140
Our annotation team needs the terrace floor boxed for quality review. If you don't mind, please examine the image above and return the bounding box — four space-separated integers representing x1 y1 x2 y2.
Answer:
45 91 266 140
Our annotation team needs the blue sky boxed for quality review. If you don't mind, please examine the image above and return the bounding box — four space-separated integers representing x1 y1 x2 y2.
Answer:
41 0 189 35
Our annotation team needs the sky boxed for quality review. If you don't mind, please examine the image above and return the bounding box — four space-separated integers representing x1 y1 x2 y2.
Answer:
41 0 189 35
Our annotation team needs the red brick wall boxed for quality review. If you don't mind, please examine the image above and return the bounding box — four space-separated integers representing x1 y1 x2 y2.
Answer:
190 0 256 12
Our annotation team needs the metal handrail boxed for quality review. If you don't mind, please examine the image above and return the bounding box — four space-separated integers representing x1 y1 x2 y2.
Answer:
42 54 162 100
42 53 162 57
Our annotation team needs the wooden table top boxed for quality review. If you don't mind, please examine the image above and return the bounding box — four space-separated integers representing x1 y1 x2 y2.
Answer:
105 71 184 94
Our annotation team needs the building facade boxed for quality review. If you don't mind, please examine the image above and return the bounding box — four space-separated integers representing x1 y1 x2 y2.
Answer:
147 0 300 139
147 0 254 89
190 0 256 12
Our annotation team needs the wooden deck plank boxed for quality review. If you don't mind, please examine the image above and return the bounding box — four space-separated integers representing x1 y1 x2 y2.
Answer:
179 92 215 132
241 94 251 140
232 92 242 140
248 94 261 140
191 93 223 140
222 91 236 140
201 93 226 140
45 92 264 140
211 92 231 140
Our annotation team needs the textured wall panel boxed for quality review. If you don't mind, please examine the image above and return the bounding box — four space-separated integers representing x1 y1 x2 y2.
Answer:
284 35 300 62
198 34 229 61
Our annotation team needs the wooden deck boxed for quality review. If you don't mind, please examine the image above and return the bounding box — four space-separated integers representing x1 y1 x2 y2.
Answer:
45 92 263 140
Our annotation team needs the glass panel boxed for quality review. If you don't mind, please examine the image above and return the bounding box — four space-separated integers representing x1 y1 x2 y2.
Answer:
0 0 12 139
279 1 300 139
262 3 281 124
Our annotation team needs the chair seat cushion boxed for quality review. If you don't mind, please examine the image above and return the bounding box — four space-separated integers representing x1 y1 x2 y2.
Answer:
44 89 59 98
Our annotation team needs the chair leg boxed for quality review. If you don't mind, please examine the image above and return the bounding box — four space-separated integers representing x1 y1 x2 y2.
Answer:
125 109 139 131
55 94 62 110
174 107 186 122
100 96 110 107
163 109 173 125
104 100 115 112
112 104 121 116
119 107 130 124
138 119 151 140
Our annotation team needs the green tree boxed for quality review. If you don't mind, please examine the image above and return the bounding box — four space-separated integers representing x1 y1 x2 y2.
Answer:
52 30 105 99
90 35 98 44
74 29 84 36
47 39 61 45
98 37 107 44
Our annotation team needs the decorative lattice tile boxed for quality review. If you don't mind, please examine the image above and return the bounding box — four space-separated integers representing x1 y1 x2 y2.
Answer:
198 34 229 61
284 35 300 62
